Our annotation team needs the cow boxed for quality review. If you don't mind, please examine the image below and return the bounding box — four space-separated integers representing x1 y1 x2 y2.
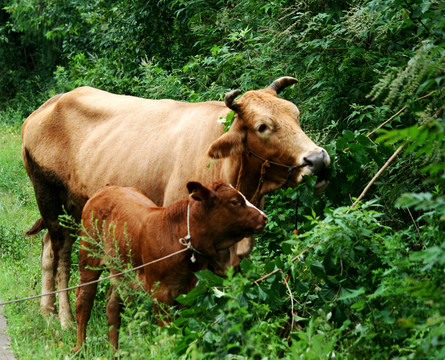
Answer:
21 77 330 328
75 181 268 351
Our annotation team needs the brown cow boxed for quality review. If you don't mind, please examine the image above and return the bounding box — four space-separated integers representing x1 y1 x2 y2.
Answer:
75 181 267 351
22 77 330 327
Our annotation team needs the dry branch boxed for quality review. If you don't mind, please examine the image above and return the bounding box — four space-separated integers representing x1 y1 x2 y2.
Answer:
366 91 436 138
348 145 404 212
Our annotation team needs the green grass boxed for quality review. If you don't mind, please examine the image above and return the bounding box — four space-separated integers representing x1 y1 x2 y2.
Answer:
0 124 79 359
0 123 41 264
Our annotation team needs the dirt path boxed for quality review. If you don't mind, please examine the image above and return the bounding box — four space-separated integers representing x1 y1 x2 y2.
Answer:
0 302 16 360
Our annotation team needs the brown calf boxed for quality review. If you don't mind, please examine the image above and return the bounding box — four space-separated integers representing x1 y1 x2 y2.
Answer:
75 181 267 351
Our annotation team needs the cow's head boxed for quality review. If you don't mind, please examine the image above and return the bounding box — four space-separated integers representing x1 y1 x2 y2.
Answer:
208 77 330 195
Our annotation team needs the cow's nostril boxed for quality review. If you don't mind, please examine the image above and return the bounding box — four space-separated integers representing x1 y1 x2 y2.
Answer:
303 151 327 174
304 158 314 167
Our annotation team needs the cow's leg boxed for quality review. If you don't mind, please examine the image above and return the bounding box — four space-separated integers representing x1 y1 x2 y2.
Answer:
57 235 75 328
152 286 174 326
24 151 79 325
40 232 56 316
40 227 74 327
106 284 123 350
75 269 102 352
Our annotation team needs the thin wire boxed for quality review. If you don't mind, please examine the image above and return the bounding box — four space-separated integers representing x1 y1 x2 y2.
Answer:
0 247 190 306
0 202 206 306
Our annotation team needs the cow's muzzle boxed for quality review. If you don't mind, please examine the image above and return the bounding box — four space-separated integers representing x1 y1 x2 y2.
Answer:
303 149 330 193
303 149 330 175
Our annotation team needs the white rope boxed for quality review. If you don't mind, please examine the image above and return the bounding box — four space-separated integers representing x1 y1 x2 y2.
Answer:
178 201 205 263
0 247 190 306
0 202 201 307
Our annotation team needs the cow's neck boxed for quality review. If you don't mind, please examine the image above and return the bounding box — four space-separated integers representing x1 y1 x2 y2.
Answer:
161 200 192 249
233 151 273 205
162 201 214 268
234 149 294 204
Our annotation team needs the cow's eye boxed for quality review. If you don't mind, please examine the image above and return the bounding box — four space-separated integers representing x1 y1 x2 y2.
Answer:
257 124 268 133
230 199 241 206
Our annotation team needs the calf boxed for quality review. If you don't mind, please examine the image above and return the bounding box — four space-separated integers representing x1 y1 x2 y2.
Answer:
75 180 267 351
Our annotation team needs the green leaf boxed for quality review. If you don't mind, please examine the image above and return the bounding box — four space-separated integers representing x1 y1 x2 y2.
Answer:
195 269 225 287
342 130 355 141
320 284 337 301
338 287 366 301
310 260 326 279
212 287 227 298
218 110 235 132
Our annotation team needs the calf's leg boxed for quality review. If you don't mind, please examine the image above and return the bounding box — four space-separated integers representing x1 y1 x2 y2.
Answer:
75 268 102 352
106 284 123 350
152 286 175 326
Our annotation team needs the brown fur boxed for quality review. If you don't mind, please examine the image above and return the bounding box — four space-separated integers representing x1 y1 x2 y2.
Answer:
21 79 330 326
25 217 46 236
75 181 267 350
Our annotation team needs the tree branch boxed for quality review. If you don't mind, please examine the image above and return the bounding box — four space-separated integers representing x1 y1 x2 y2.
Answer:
347 145 404 212
366 91 436 138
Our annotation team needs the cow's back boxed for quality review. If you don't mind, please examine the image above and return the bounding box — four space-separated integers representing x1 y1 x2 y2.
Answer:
22 87 231 211
81 185 160 267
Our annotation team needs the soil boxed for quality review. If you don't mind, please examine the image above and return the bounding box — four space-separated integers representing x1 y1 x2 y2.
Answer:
0 302 16 360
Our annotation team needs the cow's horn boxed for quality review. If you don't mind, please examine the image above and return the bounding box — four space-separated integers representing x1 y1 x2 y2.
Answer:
268 76 298 94
225 89 242 112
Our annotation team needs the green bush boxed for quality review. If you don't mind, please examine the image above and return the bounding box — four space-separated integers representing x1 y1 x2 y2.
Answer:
0 0 443 358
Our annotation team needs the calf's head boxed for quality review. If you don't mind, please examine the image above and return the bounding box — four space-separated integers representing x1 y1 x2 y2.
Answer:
186 180 267 255
208 77 330 193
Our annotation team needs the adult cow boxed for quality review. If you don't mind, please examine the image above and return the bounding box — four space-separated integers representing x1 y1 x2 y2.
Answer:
22 77 330 328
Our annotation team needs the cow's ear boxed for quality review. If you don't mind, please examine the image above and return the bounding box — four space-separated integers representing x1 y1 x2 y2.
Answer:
187 182 216 203
207 121 245 159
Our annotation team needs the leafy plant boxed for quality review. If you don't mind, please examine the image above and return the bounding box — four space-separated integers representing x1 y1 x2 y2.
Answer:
1 0 444 358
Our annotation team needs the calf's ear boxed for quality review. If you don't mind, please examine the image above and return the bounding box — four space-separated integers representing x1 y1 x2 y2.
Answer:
207 121 245 159
187 182 216 203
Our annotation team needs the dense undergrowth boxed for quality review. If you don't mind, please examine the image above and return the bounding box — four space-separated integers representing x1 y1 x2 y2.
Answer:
0 0 444 358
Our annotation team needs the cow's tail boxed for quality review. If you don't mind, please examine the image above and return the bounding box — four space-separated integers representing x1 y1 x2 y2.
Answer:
25 218 46 236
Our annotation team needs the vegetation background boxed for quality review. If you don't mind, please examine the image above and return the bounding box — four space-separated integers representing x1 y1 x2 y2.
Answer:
0 0 443 358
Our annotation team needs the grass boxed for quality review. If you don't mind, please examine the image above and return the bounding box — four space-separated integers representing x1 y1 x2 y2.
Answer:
0 123 82 359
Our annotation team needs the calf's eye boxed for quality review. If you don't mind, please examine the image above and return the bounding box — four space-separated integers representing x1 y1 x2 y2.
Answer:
257 124 268 133
230 199 240 206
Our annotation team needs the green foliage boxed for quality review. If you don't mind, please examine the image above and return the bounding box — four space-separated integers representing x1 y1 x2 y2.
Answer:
172 268 288 358
0 0 444 358
0 224 27 261
217 110 235 132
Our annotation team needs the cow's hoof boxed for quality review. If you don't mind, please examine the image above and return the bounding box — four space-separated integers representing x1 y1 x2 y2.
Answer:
40 305 57 317
60 315 75 330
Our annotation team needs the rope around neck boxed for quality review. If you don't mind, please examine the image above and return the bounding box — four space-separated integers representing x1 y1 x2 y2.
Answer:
236 149 309 204
247 150 309 188
178 201 206 263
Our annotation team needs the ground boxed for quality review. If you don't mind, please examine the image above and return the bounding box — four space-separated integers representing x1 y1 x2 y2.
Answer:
0 302 15 359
